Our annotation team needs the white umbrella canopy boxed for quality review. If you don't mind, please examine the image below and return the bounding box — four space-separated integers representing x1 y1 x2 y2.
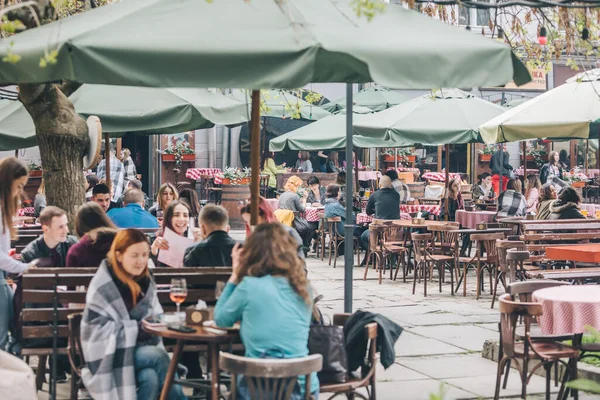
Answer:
480 69 600 143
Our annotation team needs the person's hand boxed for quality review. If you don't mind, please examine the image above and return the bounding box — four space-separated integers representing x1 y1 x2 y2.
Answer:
151 237 170 255
302 190 309 199
230 243 243 283
192 228 203 242
24 259 38 274
282 162 287 167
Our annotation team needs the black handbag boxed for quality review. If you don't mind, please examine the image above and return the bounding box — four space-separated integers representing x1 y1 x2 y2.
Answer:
308 297 348 384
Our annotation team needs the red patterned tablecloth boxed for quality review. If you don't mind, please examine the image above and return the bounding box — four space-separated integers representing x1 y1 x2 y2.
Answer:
358 171 381 182
421 172 461 182
386 167 420 173
356 212 411 224
303 207 324 222
533 286 600 335
455 210 497 229
185 168 223 184
17 207 35 217
400 204 441 216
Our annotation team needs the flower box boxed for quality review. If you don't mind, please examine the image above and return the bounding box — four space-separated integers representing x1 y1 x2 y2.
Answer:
29 170 43 177
401 155 417 163
571 181 585 188
479 154 492 163
162 154 195 162
383 155 396 162
221 177 249 185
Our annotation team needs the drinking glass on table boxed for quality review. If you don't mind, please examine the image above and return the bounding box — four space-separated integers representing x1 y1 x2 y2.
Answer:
215 281 226 300
170 278 188 325
581 209 589 218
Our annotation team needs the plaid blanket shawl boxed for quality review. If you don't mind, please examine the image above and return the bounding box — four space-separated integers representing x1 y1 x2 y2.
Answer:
80 262 163 400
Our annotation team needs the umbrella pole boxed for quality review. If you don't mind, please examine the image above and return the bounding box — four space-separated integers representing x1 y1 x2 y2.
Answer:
375 148 379 172
355 148 360 192
522 142 527 195
250 90 261 227
344 83 354 314
444 144 449 222
394 148 398 170
586 139 590 173
104 132 112 192
499 144 503 195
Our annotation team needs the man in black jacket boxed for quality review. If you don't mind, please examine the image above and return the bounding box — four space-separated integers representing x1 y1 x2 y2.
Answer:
359 176 400 255
184 204 237 267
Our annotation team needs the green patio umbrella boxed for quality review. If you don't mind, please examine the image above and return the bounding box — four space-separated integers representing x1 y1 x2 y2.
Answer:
322 86 409 112
269 113 391 152
354 89 505 145
228 89 330 120
0 0 529 89
480 69 600 144
0 85 250 150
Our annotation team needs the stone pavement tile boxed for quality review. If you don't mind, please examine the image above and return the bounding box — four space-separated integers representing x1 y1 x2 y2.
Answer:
408 324 497 352
394 312 477 327
398 354 500 379
395 332 465 357
376 362 430 382
475 322 499 332
431 301 499 316
443 373 557 398
373 379 475 400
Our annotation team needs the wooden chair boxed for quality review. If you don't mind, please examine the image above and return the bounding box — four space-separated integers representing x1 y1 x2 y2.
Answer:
320 314 378 400
382 223 408 283
470 232 504 303
219 352 322 400
67 313 87 400
363 224 387 284
411 232 455 297
495 294 579 400
427 223 459 284
491 241 526 309
260 174 270 198
327 218 345 268
315 213 328 261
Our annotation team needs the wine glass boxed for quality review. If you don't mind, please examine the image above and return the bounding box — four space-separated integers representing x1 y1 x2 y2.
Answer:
215 281 226 300
170 278 187 325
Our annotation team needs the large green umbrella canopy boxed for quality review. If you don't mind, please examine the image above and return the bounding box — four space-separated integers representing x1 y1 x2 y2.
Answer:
269 113 391 151
322 86 409 112
480 69 600 143
0 0 529 89
0 85 250 150
228 89 330 120
354 89 505 145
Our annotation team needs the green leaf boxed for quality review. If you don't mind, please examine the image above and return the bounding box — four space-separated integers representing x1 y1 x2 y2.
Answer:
566 379 600 394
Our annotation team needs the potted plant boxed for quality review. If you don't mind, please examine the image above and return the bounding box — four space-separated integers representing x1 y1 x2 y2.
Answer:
478 145 495 162
27 160 42 177
526 145 548 168
564 167 588 188
382 148 397 162
220 167 251 185
162 138 196 163
398 148 416 163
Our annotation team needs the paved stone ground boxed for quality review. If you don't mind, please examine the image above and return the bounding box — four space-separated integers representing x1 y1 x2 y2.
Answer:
38 232 596 399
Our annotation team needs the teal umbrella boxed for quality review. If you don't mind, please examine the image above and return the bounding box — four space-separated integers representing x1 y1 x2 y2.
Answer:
228 89 330 120
0 85 250 150
0 0 530 89
354 89 506 145
322 86 409 112
269 113 392 151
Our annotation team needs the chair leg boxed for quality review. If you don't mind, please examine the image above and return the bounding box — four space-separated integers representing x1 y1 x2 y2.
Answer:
545 363 551 400
521 355 529 399
412 261 418 295
494 358 507 400
491 271 502 309
36 355 47 391
424 261 428 297
502 359 511 389
70 370 78 400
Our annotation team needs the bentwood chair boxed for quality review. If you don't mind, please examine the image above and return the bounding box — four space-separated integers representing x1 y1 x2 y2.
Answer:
491 241 526 309
495 294 578 400
67 313 88 400
411 232 455 297
219 353 322 400
470 233 504 302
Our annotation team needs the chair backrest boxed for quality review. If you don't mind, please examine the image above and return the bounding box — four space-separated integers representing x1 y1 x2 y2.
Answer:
67 313 85 377
219 352 323 400
498 293 543 358
368 225 386 252
411 232 432 262
507 279 567 303
497 240 525 269
428 223 459 254
471 232 505 262
327 218 342 238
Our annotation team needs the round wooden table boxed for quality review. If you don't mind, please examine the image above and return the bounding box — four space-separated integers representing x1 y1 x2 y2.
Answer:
143 322 239 400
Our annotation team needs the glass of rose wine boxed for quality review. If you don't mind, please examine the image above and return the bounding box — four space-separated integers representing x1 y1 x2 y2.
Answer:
170 278 187 325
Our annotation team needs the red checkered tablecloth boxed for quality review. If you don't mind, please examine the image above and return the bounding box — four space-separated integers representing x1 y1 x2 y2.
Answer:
533 286 600 335
303 207 324 222
421 172 461 182
185 168 223 184
17 207 35 217
400 204 441 216
358 171 381 182
455 210 497 229
387 167 420 174
356 212 411 224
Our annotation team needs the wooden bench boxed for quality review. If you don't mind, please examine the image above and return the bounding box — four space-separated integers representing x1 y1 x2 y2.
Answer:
518 219 600 263
18 266 232 393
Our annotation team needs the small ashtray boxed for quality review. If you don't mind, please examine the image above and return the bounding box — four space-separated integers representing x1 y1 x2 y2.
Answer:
476 222 487 231
412 217 425 225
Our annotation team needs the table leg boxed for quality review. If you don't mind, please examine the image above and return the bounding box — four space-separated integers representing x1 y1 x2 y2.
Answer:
209 343 221 400
160 340 183 400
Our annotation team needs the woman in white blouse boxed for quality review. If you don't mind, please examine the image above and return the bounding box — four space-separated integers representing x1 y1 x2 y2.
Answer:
0 157 37 350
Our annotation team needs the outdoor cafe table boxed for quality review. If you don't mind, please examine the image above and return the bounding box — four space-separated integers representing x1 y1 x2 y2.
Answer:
143 322 238 400
533 286 600 336
546 244 600 265
400 204 441 216
356 212 411 224
421 171 461 182
358 171 381 181
185 168 223 184
455 210 497 229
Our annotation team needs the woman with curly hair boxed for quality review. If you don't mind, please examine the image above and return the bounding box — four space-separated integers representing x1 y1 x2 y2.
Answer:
278 176 315 254
214 223 317 399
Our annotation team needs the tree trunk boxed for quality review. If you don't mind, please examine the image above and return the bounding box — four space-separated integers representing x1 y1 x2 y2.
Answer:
18 84 89 228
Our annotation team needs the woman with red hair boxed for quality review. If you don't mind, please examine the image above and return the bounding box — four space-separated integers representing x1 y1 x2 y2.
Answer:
239 196 305 260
